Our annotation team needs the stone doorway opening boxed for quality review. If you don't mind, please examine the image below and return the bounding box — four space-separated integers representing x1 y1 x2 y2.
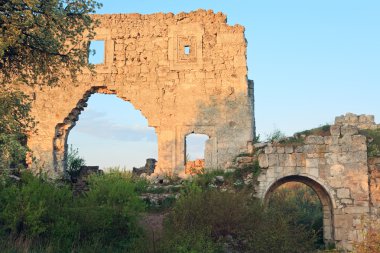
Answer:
184 133 209 174
264 176 334 247
53 87 158 173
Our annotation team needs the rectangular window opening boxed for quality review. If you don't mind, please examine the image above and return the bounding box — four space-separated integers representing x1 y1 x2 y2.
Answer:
184 45 190 55
88 40 105 64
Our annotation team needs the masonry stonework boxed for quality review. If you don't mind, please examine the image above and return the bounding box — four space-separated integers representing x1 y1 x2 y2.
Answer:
18 10 254 176
254 113 380 251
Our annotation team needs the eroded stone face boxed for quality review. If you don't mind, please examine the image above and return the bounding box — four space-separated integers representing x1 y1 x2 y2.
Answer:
16 10 254 176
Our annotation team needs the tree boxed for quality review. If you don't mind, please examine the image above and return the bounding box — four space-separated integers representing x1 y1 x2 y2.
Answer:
0 90 36 171
0 0 102 86
66 144 85 180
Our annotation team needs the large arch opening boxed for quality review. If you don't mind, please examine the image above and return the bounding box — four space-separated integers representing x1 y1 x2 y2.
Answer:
53 86 158 173
264 175 334 248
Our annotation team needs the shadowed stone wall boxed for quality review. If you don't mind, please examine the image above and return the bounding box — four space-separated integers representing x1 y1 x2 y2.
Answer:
16 10 254 177
254 113 380 251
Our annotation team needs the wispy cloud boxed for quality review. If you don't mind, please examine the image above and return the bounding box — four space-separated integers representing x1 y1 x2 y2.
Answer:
73 108 157 142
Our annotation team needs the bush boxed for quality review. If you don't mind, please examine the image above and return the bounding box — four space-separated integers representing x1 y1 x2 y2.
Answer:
66 145 86 180
0 171 146 252
0 172 75 251
268 182 324 248
74 171 145 248
155 184 317 253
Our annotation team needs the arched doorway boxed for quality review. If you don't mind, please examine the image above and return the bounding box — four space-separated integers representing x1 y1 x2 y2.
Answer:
53 86 157 173
264 175 334 245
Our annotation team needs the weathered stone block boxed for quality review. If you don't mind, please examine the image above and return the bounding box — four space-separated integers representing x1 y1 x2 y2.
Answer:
335 115 345 125
285 145 293 153
276 146 285 154
278 154 288 166
305 135 325 145
283 154 296 167
330 125 341 136
265 145 274 154
268 154 279 167
295 153 306 167
337 188 351 199
258 154 269 168
330 164 345 176
341 125 359 136
341 198 353 204
236 156 253 164
306 158 318 168
359 115 374 123
344 206 369 214
334 214 352 228
309 167 319 177
294 145 304 153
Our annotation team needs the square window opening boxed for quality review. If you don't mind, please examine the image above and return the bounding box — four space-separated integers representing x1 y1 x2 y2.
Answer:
88 40 105 64
184 45 190 55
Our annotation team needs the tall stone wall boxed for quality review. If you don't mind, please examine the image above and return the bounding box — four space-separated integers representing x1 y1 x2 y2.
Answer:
255 113 380 251
14 10 254 176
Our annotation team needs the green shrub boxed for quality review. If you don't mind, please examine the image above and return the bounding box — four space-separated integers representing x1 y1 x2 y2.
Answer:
158 229 220 253
191 170 228 189
69 172 146 251
268 182 324 248
156 185 317 253
242 203 317 253
0 171 146 252
0 172 75 251
66 145 86 180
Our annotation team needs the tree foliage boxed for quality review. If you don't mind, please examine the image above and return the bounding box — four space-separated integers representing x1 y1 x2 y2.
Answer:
0 0 102 85
0 90 35 171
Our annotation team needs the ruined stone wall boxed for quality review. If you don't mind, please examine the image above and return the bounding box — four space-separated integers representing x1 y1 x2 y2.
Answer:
255 113 375 251
19 10 254 176
335 113 380 130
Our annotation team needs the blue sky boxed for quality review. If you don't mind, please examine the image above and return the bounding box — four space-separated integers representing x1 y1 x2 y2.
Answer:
68 0 380 169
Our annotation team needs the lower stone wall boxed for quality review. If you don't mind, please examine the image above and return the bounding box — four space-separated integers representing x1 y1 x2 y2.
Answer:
369 157 380 216
235 113 380 251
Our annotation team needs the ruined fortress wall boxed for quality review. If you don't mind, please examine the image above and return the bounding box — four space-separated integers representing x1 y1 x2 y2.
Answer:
23 10 254 175
255 113 380 250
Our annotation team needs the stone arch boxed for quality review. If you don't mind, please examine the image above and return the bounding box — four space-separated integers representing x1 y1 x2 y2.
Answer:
263 175 335 244
53 86 156 173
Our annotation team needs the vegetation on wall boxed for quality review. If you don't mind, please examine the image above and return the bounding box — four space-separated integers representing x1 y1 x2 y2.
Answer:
264 124 331 146
359 129 380 157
